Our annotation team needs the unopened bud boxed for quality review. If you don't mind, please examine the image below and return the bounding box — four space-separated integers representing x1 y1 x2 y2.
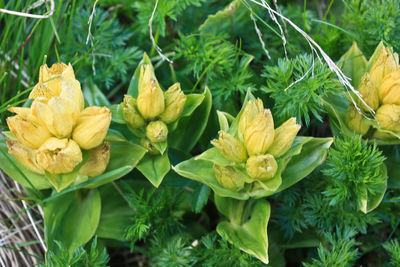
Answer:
211 131 248 163
213 164 244 191
379 68 400 105
121 95 146 128
376 104 400 132
368 42 399 88
246 154 278 181
267 118 301 157
244 109 274 156
238 98 264 140
345 105 370 135
159 83 187 123
146 120 168 143
137 79 165 120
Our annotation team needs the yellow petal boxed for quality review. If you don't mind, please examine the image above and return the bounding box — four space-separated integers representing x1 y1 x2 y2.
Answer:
379 68 400 105
146 120 168 143
238 98 264 141
72 107 111 150
246 154 278 181
267 118 301 157
376 104 400 132
6 139 44 174
244 109 275 155
59 79 84 121
36 138 82 174
159 83 187 124
211 131 248 163
213 164 244 191
137 79 165 120
79 143 110 177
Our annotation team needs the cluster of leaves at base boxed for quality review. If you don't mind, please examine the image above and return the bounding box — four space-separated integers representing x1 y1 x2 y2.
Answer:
147 233 265 267
383 239 400 266
62 3 142 89
123 186 185 250
262 54 342 126
302 228 360 267
40 237 109 267
343 0 400 56
274 136 385 238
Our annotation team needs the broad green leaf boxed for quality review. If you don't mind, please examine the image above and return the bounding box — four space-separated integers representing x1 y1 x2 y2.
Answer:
216 197 271 264
194 147 235 167
360 164 387 213
169 87 212 153
181 93 205 118
137 152 171 187
44 189 101 255
83 81 111 107
96 183 134 240
0 138 51 190
110 104 125 124
85 140 147 188
191 184 211 213
337 41 367 88
151 140 167 155
127 53 152 97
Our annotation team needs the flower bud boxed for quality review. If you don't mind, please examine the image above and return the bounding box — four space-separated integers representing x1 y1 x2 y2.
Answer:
375 104 400 132
357 73 379 111
339 42 368 88
138 64 158 94
238 98 264 140
211 131 248 163
6 108 52 149
36 138 82 174
368 43 399 88
72 107 111 150
246 154 278 181
79 143 110 177
121 95 146 128
345 105 370 135
159 83 187 123
146 120 168 143
137 79 165 120
379 68 400 105
267 118 301 157
244 109 274 156
6 139 44 174
31 97 74 138
213 164 245 191
140 138 160 155
29 63 75 100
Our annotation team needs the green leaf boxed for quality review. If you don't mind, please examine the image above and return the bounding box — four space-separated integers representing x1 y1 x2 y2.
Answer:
127 52 152 98
110 104 125 124
150 140 167 155
191 184 211 213
83 81 111 107
169 87 212 153
194 147 235 167
215 197 271 264
337 41 367 88
96 183 134 241
85 140 147 188
44 189 101 255
137 152 171 187
360 164 387 213
0 138 51 190
217 110 230 132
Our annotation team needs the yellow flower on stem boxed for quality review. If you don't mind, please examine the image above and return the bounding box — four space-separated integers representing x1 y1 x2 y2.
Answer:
238 98 264 141
379 68 400 105
146 120 168 143
246 154 278 181
159 83 187 124
376 104 400 132
211 131 248 163
267 118 301 157
244 109 275 156
121 95 146 129
213 164 245 191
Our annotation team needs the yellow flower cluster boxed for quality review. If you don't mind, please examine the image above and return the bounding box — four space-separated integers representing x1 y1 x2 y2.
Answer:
211 99 301 190
121 64 186 153
6 63 111 176
346 43 400 136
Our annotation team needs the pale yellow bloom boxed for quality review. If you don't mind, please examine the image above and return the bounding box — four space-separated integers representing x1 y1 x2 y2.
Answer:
6 108 51 148
213 164 244 191
146 120 168 143
36 138 82 174
368 43 399 88
246 154 278 181
159 83 187 123
72 107 112 150
137 79 165 120
121 95 146 129
376 104 400 132
267 118 301 157
238 98 264 140
379 68 400 105
80 143 110 177
6 139 44 174
211 131 248 163
357 73 379 111
345 105 370 135
244 109 275 156
138 64 159 94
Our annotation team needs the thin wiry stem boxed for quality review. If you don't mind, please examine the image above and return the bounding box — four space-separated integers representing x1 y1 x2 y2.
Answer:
0 0 54 19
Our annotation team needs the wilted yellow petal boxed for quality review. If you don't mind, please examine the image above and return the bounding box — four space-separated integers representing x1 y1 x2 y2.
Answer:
36 138 82 174
79 143 110 177
72 106 111 150
6 139 44 174
244 109 275 156
159 83 187 123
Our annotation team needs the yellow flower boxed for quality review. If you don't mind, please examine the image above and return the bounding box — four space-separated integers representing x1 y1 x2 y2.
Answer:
267 118 301 157
137 79 165 120
79 143 110 177
211 131 248 163
6 107 51 148
159 83 187 124
36 138 82 174
213 164 244 191
246 154 278 181
6 139 44 174
238 98 264 140
379 68 400 105
146 120 168 143
244 109 275 156
138 64 159 94
357 73 379 111
72 106 112 150
368 42 399 88
345 105 370 135
375 104 400 132
121 95 146 129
